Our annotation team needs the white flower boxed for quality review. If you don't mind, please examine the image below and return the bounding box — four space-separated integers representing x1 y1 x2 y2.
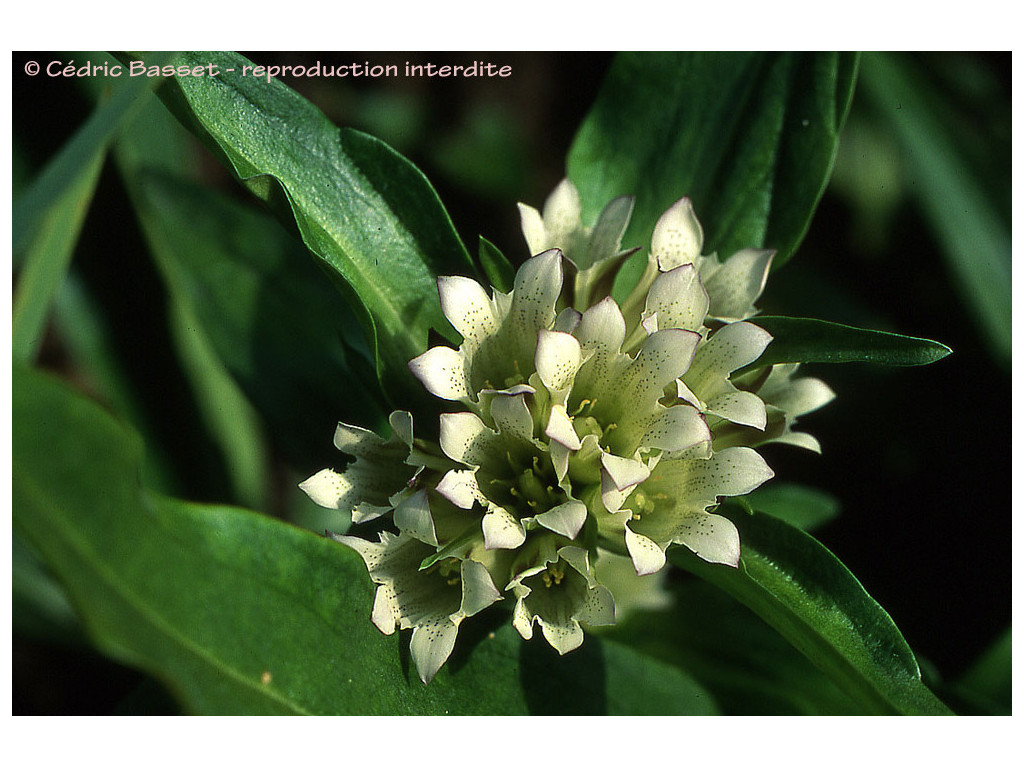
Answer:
716 363 836 453
408 249 562 403
298 410 416 524
301 180 832 681
638 196 773 323
332 530 501 683
508 541 615 654
518 178 635 310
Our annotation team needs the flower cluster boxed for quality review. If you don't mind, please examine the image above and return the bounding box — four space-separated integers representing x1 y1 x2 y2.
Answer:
301 180 834 682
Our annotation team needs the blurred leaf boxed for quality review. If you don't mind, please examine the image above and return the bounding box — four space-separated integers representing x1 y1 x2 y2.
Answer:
743 482 840 531
12 533 84 646
744 316 952 370
51 274 180 494
430 104 528 200
12 51 175 260
13 363 719 715
857 53 1011 365
949 627 1011 715
568 52 858 298
608 579 863 714
92 92 269 508
13 151 104 362
129 51 476 408
670 509 953 715
478 235 515 294
126 169 389 467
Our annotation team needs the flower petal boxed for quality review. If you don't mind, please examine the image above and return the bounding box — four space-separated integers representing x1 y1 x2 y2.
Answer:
600 452 651 491
643 264 710 333
439 411 493 466
393 489 437 546
535 500 588 539
642 404 712 454
576 583 616 627
575 296 626 353
505 249 563 361
408 346 470 401
619 328 701 409
512 594 535 640
388 410 414 447
541 178 582 243
549 440 571 482
435 469 484 509
688 321 773 386
459 559 503 617
582 195 634 271
545 404 582 450
553 307 582 334
767 368 836 417
536 330 583 394
482 506 527 550
410 618 459 684
490 393 536 445
672 512 741 567
703 248 773 321
656 447 775 510
540 618 585 655
517 202 547 256
705 389 768 430
299 468 348 509
624 527 667 576
351 502 392 524
651 197 703 272
437 275 498 345
333 421 400 461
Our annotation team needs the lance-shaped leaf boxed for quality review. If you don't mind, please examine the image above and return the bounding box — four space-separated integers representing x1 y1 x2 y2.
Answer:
669 507 953 715
128 51 476 406
568 52 859 297
740 316 952 370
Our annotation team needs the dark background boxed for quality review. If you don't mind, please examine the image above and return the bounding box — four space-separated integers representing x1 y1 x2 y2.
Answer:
12 51 1011 713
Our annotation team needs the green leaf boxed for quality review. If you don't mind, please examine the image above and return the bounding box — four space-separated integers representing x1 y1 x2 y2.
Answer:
568 52 859 298
12 51 175 260
49 274 180 495
130 51 476 406
478 235 516 294
743 482 840 531
745 315 952 370
126 169 389 467
857 53 1011 365
13 150 104 363
950 627 1011 715
608 579 863 714
670 508 953 715
13 363 718 714
12 532 84 646
107 88 385 480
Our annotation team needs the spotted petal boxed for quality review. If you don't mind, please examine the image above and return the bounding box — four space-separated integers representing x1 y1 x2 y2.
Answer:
624 526 668 576
702 248 774 322
534 500 588 539
643 264 710 333
684 321 773 429
482 505 527 550
535 330 584 397
650 197 704 272
408 346 470 401
439 411 495 467
437 275 499 347
393 489 437 546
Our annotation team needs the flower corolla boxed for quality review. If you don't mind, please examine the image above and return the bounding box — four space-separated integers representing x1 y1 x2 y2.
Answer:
301 180 833 682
